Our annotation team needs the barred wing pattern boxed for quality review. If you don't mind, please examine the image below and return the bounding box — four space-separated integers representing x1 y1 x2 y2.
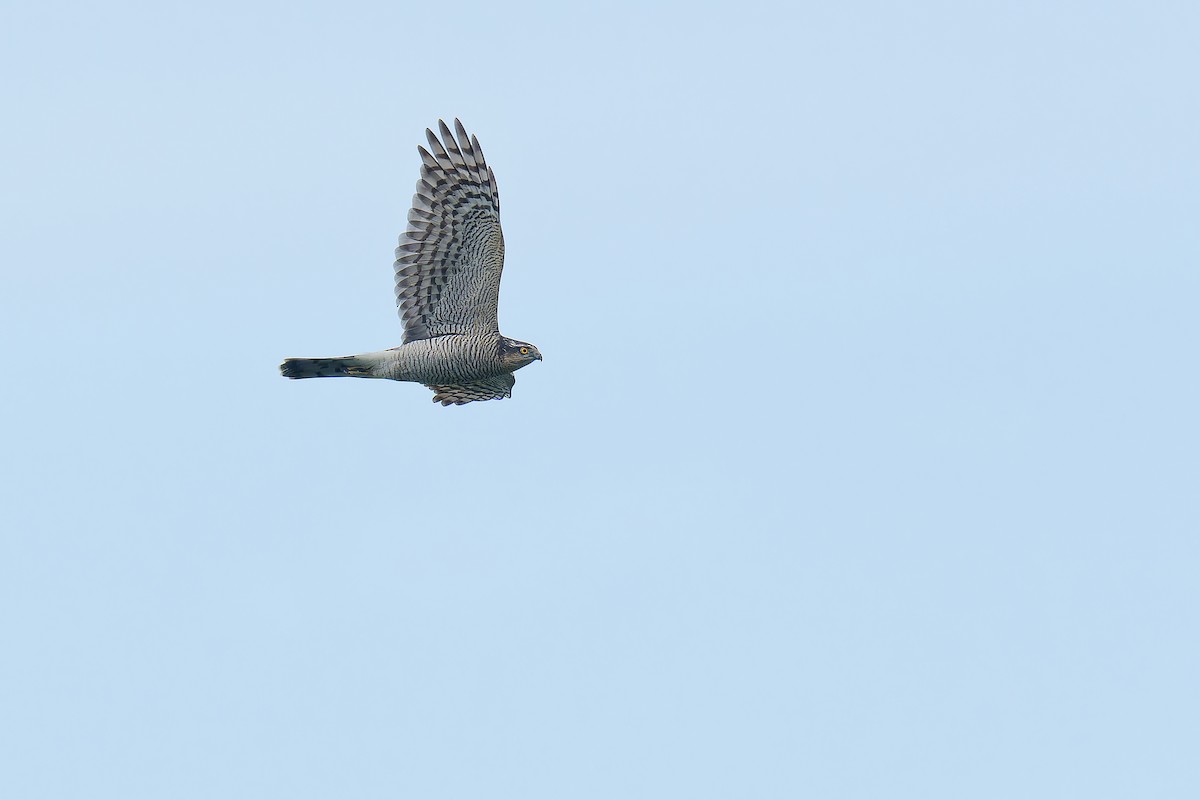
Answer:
425 374 516 406
394 119 504 344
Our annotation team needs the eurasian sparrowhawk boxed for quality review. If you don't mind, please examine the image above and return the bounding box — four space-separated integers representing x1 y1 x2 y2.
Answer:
280 120 541 405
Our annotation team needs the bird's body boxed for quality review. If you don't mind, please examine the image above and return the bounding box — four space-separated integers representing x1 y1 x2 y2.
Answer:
280 120 541 405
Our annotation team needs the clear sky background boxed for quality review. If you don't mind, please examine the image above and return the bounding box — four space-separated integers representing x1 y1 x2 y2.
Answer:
2 1 1198 797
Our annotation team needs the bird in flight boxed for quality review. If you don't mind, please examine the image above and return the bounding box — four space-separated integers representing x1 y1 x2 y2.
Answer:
280 119 542 406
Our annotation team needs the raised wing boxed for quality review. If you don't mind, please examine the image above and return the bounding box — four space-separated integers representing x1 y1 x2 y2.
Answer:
394 119 504 343
424 373 516 406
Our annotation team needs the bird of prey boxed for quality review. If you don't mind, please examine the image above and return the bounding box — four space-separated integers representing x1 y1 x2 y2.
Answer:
280 119 541 406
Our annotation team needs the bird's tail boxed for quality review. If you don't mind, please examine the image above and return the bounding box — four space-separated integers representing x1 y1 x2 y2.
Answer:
279 355 375 379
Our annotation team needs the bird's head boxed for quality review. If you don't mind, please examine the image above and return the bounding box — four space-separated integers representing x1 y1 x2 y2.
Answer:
500 338 543 369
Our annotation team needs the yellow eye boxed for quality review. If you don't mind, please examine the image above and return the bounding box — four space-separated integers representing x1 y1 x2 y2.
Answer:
520 347 529 355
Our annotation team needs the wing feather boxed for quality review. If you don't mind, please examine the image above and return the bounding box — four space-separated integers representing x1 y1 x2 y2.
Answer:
395 119 504 343
425 373 515 406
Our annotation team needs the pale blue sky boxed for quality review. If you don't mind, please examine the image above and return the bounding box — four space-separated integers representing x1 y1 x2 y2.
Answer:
2 1 1198 797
